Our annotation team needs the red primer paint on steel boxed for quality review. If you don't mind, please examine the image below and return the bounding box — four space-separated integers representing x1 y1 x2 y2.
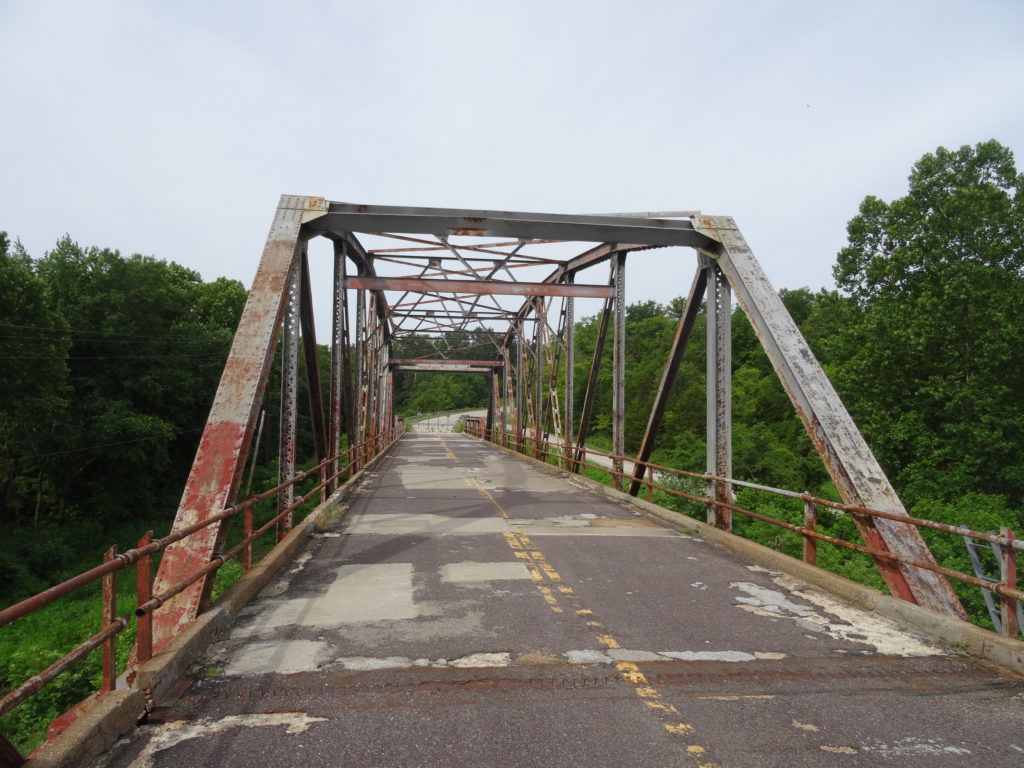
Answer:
150 419 248 641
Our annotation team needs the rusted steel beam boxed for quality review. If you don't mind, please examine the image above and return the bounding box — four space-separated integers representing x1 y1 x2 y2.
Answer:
299 249 328 475
500 242 651 349
136 532 153 664
150 195 326 648
611 253 626 490
346 276 614 299
695 215 967 619
101 546 117 692
390 358 501 367
393 365 492 375
564 279 575 464
329 240 345 484
628 266 707 496
311 203 715 248
277 259 300 541
487 371 498 437
574 280 614 470
1000 527 1019 638
706 259 733 529
534 298 545 458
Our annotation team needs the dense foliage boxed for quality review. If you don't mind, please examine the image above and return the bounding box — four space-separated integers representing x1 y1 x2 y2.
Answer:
392 331 493 415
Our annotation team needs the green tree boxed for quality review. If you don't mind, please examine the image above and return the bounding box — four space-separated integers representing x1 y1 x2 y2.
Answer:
831 140 1024 505
0 234 69 528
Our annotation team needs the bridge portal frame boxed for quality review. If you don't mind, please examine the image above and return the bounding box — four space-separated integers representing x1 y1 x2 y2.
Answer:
149 196 966 651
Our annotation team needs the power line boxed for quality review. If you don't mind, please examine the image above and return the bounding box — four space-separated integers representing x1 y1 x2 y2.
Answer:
0 426 205 464
0 322 235 341
0 353 228 360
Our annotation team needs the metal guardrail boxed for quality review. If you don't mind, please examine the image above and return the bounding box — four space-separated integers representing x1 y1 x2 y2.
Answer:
0 426 404 737
465 424 1022 639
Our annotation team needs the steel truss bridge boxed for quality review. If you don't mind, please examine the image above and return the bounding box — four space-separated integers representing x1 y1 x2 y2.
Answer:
152 195 963 640
3 197 1024 767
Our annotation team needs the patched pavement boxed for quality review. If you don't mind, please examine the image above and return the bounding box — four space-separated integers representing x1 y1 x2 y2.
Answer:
97 434 1024 767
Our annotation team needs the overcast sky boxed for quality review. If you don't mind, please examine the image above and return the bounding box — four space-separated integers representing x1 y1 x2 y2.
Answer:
2 0 1022 333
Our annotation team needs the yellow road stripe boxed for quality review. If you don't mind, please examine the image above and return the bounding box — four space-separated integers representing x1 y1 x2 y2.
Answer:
452 438 720 766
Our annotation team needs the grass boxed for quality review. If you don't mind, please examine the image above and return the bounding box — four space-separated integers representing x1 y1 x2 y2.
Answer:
0 459 333 754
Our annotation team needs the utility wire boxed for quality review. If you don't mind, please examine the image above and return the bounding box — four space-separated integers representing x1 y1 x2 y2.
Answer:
0 322 234 341
0 426 205 464
0 353 228 360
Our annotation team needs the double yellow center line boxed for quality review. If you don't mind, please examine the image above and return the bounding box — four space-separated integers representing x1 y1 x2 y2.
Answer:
441 437 722 767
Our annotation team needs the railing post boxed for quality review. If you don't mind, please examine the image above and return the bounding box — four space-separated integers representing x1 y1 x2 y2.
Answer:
243 501 254 572
803 496 818 566
101 546 117 692
136 532 153 665
1000 526 1019 638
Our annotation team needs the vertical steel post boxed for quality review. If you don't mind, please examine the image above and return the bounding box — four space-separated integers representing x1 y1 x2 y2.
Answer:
340 251 355 457
803 497 818 566
705 257 732 529
354 286 366 470
277 259 300 541
516 327 526 452
611 252 627 490
574 288 613 471
365 295 378 453
486 371 497 438
330 241 345 485
298 248 328 500
1000 526 1019 638
564 280 575 467
101 546 117 692
534 298 545 458
501 350 510 446
135 532 153 664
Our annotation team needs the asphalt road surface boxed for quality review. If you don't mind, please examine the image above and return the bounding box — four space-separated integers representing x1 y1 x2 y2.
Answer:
96 434 1024 767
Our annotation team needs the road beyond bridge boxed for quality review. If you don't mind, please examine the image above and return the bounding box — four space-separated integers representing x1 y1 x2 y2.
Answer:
94 434 1024 768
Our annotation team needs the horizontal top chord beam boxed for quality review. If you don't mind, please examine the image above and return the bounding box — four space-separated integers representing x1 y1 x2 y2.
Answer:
346 276 613 298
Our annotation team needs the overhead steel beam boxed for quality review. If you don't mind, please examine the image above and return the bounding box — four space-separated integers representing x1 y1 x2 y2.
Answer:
150 195 327 648
394 364 495 374
346 276 614 299
390 358 501 368
695 215 967 620
500 242 653 350
307 203 716 248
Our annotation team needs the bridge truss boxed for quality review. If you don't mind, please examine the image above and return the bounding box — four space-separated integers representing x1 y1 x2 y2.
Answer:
151 196 966 649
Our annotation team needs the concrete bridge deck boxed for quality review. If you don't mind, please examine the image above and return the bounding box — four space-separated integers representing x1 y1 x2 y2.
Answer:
96 434 1023 767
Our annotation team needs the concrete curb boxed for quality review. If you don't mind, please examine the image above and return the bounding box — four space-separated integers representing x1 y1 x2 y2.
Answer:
474 435 1024 675
26 441 401 768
